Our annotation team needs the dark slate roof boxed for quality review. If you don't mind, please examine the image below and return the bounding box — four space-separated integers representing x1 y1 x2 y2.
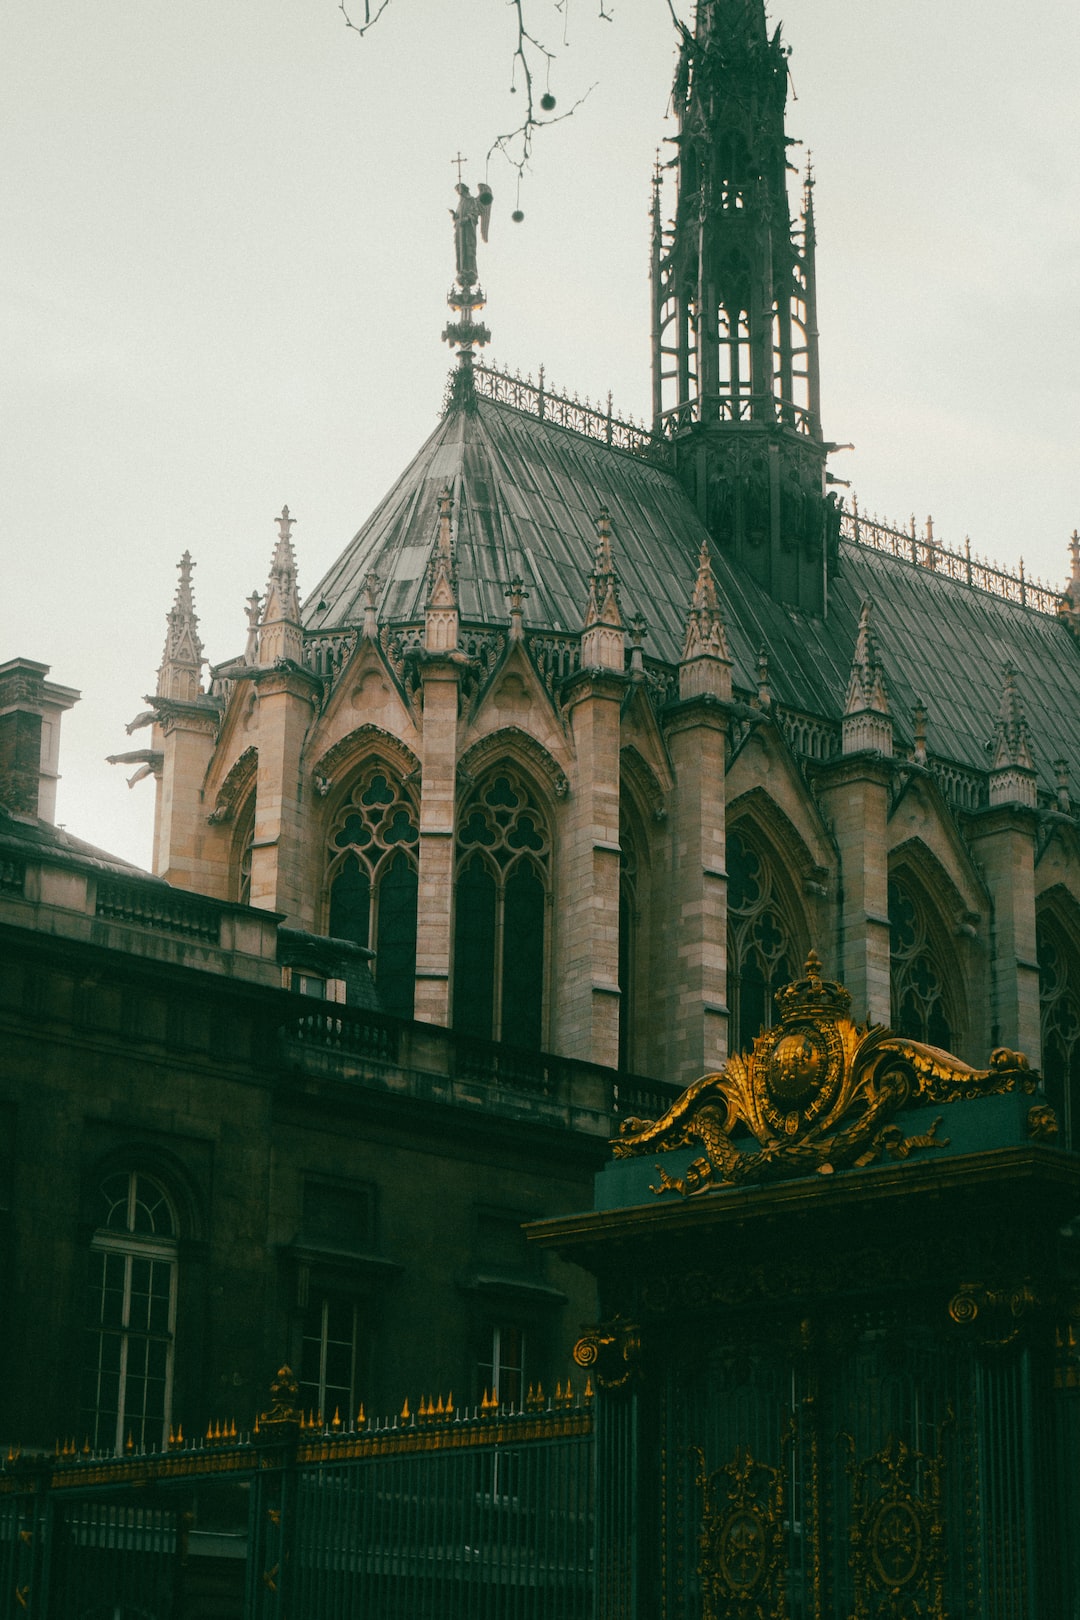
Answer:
305 394 1080 798
304 398 706 662
0 806 152 878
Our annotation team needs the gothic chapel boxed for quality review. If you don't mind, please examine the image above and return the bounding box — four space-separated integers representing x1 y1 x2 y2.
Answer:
137 0 1080 1136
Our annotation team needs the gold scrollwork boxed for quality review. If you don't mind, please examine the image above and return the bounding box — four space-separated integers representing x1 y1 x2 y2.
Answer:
845 1421 951 1620
694 1436 791 1620
1027 1103 1059 1141
615 950 1031 1197
572 1315 641 1390
947 1281 1037 1347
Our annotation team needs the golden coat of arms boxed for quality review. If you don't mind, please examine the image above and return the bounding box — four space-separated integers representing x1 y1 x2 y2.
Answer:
614 952 1040 1198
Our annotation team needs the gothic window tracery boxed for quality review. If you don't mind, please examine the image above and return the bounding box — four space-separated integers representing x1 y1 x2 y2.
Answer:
453 769 550 1050
1037 911 1080 1148
888 876 954 1051
326 763 419 1019
727 828 799 1054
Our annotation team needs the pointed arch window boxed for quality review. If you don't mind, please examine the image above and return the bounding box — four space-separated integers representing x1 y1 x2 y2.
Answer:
1038 912 1080 1148
327 763 419 1019
81 1171 178 1454
235 794 255 906
618 808 643 1073
727 828 799 1054
888 876 954 1050
453 770 550 1049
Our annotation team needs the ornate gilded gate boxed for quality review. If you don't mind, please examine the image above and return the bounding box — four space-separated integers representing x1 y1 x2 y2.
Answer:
544 954 1080 1617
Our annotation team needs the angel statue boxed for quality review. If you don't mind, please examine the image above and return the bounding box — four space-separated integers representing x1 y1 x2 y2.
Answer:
452 182 493 286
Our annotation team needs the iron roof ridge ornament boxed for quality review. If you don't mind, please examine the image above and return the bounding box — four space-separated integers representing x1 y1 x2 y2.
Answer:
613 949 1045 1197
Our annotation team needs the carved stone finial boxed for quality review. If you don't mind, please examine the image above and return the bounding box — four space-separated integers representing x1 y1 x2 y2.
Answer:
911 700 928 766
679 541 731 700
156 551 206 701
755 645 771 711
627 612 648 675
1054 757 1071 814
581 508 624 671
842 600 891 756
425 486 459 652
989 663 1036 806
244 591 262 665
361 570 381 640
505 576 529 640
258 507 303 667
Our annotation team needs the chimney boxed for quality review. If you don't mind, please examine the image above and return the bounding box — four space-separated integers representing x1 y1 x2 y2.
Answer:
0 658 80 821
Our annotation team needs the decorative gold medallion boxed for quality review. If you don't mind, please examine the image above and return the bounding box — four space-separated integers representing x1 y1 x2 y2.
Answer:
694 1439 790 1620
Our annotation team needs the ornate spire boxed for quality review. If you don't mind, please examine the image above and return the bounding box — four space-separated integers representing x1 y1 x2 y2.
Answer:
257 506 304 667
443 167 493 408
1058 530 1080 638
679 542 731 700
581 508 624 671
842 601 891 756
424 486 459 652
652 0 831 614
989 664 1036 807
156 551 205 702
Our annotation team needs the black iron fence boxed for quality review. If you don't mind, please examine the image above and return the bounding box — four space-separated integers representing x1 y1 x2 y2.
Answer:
0 1380 595 1620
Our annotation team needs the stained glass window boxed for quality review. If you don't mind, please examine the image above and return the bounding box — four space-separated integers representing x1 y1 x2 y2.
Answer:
1038 912 1080 1148
453 771 550 1048
727 828 799 1053
888 876 954 1050
81 1172 177 1454
618 811 641 1072
327 764 419 1018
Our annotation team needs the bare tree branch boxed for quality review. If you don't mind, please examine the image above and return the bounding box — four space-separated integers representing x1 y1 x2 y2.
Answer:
338 0 393 38
336 1 687 195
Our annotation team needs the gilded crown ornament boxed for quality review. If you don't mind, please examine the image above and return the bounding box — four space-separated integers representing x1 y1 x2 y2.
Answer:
614 950 1042 1197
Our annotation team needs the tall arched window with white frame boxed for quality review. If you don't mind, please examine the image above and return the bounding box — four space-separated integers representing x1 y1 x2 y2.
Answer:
326 762 420 1019
452 769 550 1050
81 1170 178 1454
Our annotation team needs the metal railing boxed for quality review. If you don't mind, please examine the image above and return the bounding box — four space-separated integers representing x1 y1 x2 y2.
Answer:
473 364 662 460
0 1386 596 1620
841 499 1061 616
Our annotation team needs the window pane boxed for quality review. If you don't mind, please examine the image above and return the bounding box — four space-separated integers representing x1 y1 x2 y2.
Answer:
501 863 545 1049
376 849 418 1019
329 854 371 949
453 855 497 1039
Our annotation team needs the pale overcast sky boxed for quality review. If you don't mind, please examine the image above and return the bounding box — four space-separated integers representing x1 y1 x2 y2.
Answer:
4 1 1078 869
